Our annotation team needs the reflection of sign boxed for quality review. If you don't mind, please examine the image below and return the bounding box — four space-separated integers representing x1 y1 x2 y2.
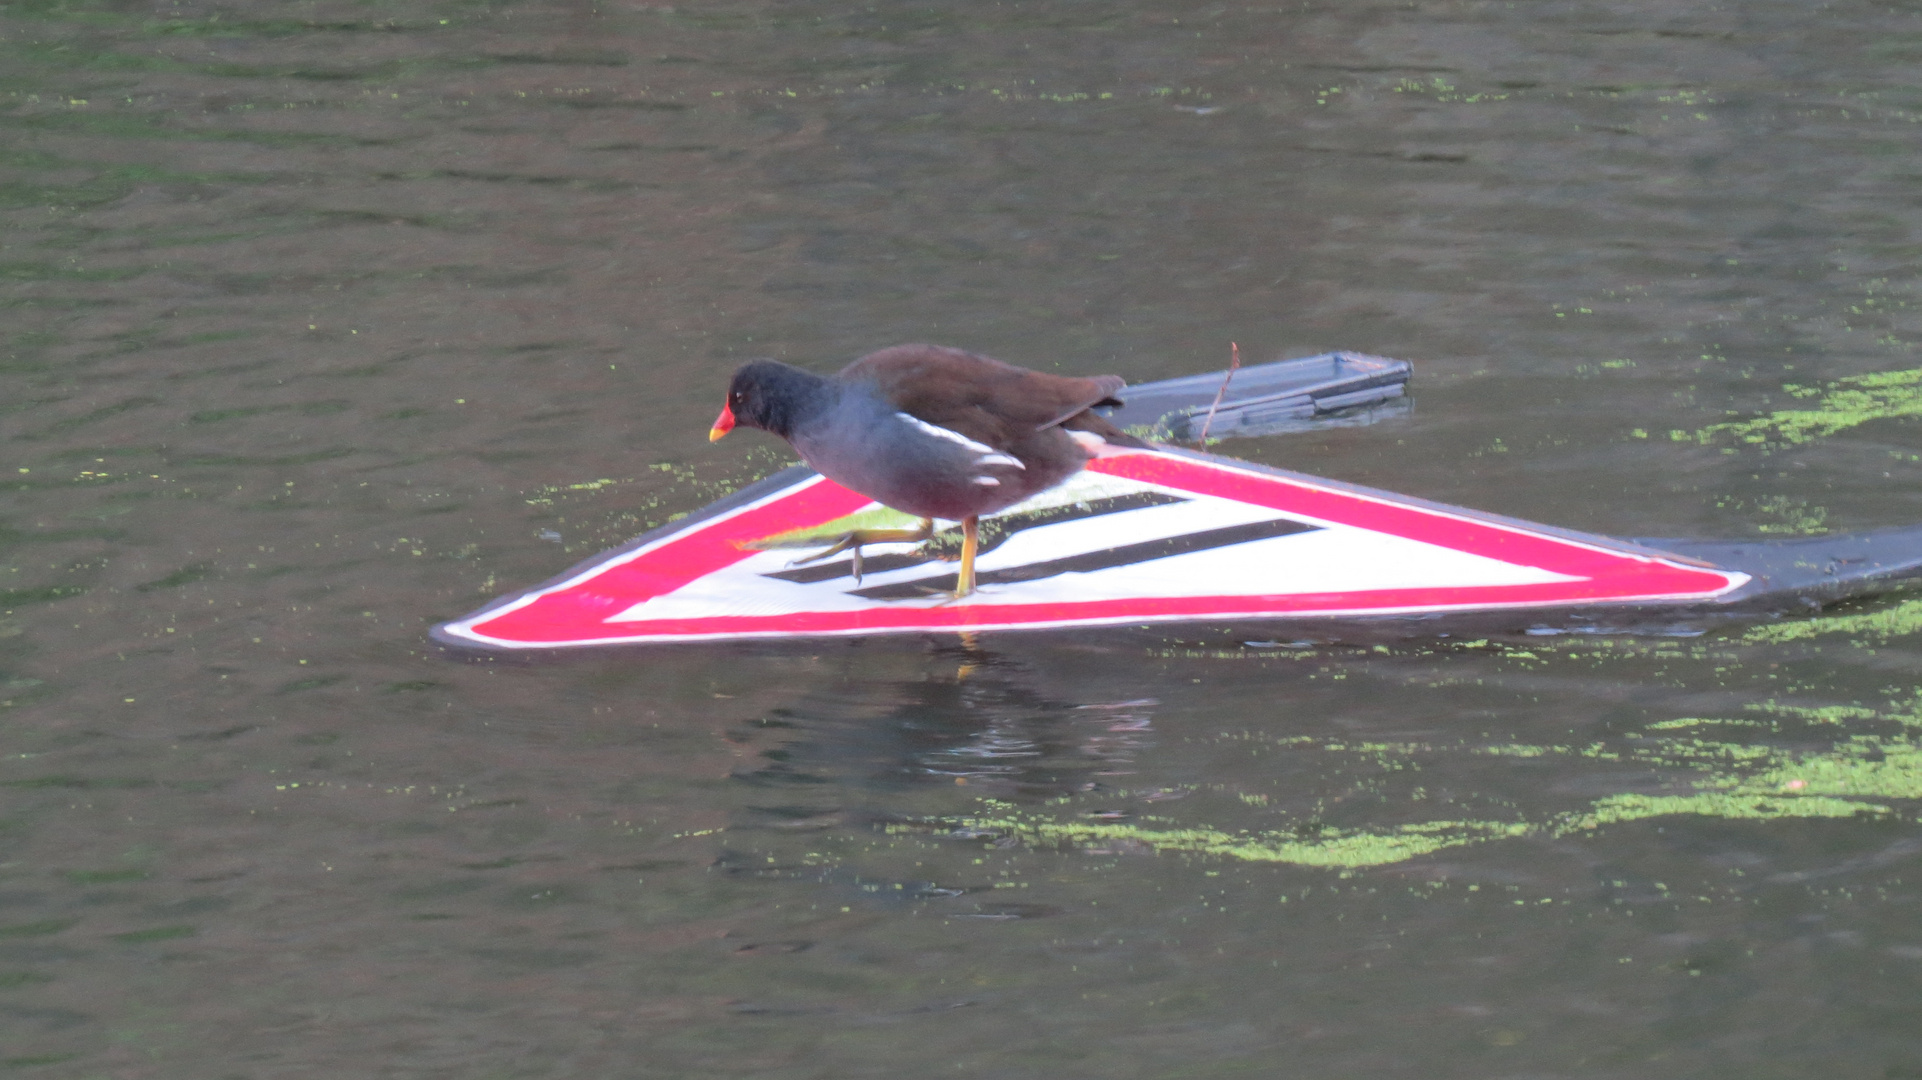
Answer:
435 451 1749 649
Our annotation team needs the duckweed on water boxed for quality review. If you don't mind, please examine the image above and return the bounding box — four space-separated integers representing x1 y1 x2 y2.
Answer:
516 449 791 550
1744 701 1881 725
1691 366 1922 448
925 740 1903 869
893 814 1535 868
1742 595 1922 644
920 696 1921 869
1573 792 1878 826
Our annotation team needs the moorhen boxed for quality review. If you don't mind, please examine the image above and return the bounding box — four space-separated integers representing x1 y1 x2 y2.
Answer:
708 343 1150 598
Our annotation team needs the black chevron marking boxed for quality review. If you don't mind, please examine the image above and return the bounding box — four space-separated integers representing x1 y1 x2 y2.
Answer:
761 491 1188 585
847 518 1322 600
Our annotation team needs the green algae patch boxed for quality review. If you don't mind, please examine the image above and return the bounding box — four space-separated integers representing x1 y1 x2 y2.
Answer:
1745 738 1922 801
1626 736 1778 767
1743 596 1922 644
514 449 794 553
1646 716 1778 730
904 813 1533 868
1475 743 1553 758
1567 792 1882 829
933 772 1900 869
899 620 1922 872
919 723 1922 870
1745 700 1879 724
1692 366 1922 448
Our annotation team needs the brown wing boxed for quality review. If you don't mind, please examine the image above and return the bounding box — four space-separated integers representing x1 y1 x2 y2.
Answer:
840 343 1127 450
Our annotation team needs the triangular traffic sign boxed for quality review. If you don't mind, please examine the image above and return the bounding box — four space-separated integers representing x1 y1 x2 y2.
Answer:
435 450 1748 649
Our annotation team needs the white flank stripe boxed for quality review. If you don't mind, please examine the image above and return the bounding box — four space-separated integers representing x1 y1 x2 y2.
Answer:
973 476 1000 486
896 412 1023 468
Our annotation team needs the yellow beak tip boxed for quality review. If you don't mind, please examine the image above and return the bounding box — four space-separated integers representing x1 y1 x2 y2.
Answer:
708 427 728 442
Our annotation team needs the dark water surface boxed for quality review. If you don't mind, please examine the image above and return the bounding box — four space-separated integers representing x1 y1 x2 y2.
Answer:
6 0 1922 1075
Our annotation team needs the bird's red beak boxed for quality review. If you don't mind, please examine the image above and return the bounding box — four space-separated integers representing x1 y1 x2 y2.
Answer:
708 402 736 442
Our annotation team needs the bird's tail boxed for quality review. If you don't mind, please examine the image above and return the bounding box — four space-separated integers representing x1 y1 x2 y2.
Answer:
1062 411 1156 450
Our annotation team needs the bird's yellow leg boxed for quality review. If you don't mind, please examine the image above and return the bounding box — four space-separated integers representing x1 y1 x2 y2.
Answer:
955 516 979 599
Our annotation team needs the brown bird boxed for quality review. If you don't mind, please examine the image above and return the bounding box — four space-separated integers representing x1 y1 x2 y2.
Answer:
708 343 1150 597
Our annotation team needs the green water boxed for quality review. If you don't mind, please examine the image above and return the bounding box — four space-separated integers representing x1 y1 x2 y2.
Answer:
5 0 1922 1075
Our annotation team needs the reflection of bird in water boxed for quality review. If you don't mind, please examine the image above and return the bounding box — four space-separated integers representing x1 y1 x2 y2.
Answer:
725 641 1158 801
713 643 1170 912
707 343 1149 598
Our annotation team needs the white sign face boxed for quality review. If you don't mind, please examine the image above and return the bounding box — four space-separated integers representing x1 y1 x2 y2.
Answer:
436 451 1747 649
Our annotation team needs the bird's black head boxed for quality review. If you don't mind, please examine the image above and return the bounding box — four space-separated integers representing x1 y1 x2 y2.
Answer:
709 359 830 443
